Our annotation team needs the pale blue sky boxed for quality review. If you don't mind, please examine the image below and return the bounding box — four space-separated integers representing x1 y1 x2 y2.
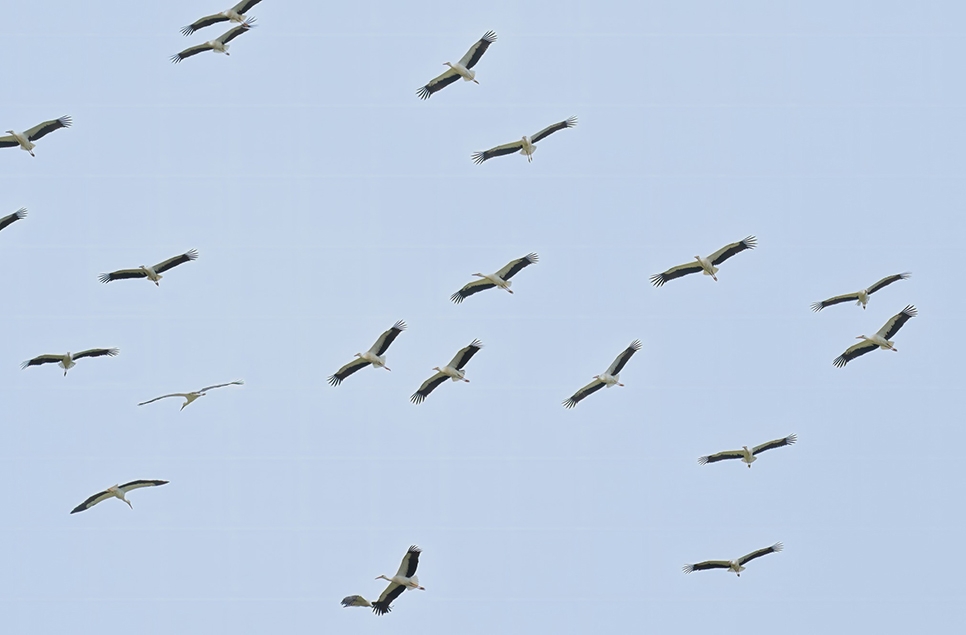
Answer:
1 1 964 633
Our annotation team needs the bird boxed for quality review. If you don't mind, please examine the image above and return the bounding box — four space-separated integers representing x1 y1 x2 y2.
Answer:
138 380 244 410
21 349 119 376
70 480 168 514
411 340 483 404
340 595 372 609
811 273 911 311
372 545 425 615
328 321 406 386
563 340 641 408
98 249 199 286
416 31 497 99
833 305 917 367
698 434 797 468
180 0 263 36
650 236 757 286
683 542 783 577
171 19 256 63
0 208 27 234
0 116 72 157
451 253 538 304
472 117 577 164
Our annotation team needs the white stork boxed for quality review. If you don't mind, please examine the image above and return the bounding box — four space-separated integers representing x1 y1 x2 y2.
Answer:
0 208 27 235
411 340 483 404
699 434 797 468
0 116 71 157
683 542 783 577
372 545 425 615
340 595 372 609
472 117 577 164
21 348 119 376
833 305 917 367
99 249 198 286
417 31 497 99
563 340 641 408
811 273 911 311
171 19 256 63
70 480 168 514
180 0 263 36
138 380 244 410
328 321 406 386
650 236 757 286
451 253 538 304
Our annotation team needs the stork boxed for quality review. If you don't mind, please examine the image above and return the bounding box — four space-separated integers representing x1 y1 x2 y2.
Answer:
472 117 577 164
70 480 168 514
811 273 911 311
0 208 27 234
563 340 641 408
698 434 797 468
138 380 244 410
171 19 256 63
0 116 72 157
451 253 538 303
328 321 406 386
833 305 917 367
98 249 198 286
650 236 757 286
417 31 497 99
180 0 263 36
372 546 425 615
21 349 119 376
411 340 483 404
683 542 783 577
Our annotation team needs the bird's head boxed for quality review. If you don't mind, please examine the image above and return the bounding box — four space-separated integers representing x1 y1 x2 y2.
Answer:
375 574 391 582
742 445 749 451
4 130 13 135
432 366 442 373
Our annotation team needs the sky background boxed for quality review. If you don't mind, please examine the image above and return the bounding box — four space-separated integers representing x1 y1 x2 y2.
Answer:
1 1 964 633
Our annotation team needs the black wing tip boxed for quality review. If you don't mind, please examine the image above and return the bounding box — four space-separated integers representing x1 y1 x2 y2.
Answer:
184 248 200 260
628 339 642 351
564 115 578 128
832 355 848 368
697 456 709 465
410 392 426 405
327 375 343 387
371 601 392 615
649 274 666 287
524 252 539 263
469 339 484 349
562 397 578 409
450 291 465 304
179 25 195 36
742 235 757 248
771 542 784 552
897 272 912 280
408 545 421 553
14 207 27 218
785 433 798 445
19 360 30 370
902 304 917 317
98 273 113 283
682 565 695 574
105 348 120 357
170 54 184 64
471 152 486 164
392 320 407 331
481 30 498 42
58 115 73 127
810 302 824 312
416 85 433 100
69 505 85 514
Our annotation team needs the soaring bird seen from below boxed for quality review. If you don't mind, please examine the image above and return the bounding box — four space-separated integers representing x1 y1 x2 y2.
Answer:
171 19 256 63
650 236 757 286
811 273 911 311
138 380 244 410
180 0 263 36
99 249 199 286
70 480 169 514
417 31 497 99
328 321 406 386
21 348 119 376
698 434 797 468
451 253 538 304
472 117 577 164
833 305 917 367
683 542 784 577
563 340 641 408
372 546 425 615
0 116 72 157
411 340 483 404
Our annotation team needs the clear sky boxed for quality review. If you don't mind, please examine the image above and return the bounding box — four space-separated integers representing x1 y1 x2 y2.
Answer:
1 1 964 633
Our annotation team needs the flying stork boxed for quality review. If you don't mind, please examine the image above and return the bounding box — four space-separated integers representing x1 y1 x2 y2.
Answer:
341 595 372 609
70 480 168 514
451 253 538 303
98 249 198 286
328 321 406 386
21 348 119 376
833 305 917 367
180 0 263 36
372 545 425 615
0 116 72 157
683 542 783 577
0 208 27 235
699 434 797 468
650 236 757 286
411 340 483 404
563 340 641 408
417 31 497 99
171 19 256 63
472 117 577 164
138 380 244 410
811 273 911 311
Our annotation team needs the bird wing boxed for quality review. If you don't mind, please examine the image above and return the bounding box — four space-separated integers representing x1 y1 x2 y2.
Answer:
737 542 783 566
138 393 189 406
99 268 148 283
471 141 525 164
530 116 578 143
153 249 199 273
697 450 745 465
752 434 797 456
71 348 119 360
372 581 406 615
232 0 263 14
179 13 229 36
196 380 244 393
395 545 421 577
341 595 371 608
649 262 705 287
410 372 448 404
494 253 539 281
562 379 606 409
218 18 256 44
118 479 169 493
867 272 911 295
171 43 215 63
450 279 497 304
0 208 26 232
605 340 642 376
810 293 861 312
457 30 498 69
683 560 732 574
370 321 406 356
21 355 65 369
833 340 879 367
449 339 483 370
0 135 19 148
23 116 72 142
416 69 462 100
707 235 757 265
327 358 371 386
70 489 114 514
877 305 917 340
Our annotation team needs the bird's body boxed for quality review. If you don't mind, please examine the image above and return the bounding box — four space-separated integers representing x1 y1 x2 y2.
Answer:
0 116 72 157
171 20 256 63
99 249 198 286
329 321 406 386
21 348 119 376
563 340 641 408
833 305 917 367
683 542 783 577
70 480 168 514
138 380 244 410
341 595 372 608
0 208 27 234
371 546 425 615
650 236 757 286
180 0 263 36
411 340 483 404
699 434 797 468
417 31 497 99
451 253 538 303
812 273 911 311
472 117 577 164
